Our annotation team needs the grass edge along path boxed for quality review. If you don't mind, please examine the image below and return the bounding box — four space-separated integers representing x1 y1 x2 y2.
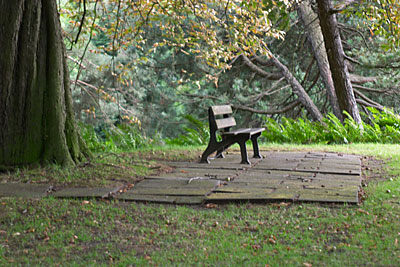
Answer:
0 143 400 266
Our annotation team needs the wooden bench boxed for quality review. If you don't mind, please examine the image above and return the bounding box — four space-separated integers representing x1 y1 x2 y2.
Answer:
200 105 265 164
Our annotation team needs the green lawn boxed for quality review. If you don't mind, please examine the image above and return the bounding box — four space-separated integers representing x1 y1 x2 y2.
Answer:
1 144 400 266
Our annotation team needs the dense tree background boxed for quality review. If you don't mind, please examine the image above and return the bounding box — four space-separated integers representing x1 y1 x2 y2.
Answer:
59 0 399 140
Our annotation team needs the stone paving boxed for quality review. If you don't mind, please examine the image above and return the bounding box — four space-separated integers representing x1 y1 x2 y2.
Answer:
0 151 362 204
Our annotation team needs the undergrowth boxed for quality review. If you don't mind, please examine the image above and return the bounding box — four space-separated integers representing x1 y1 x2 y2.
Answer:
79 108 400 151
263 108 400 144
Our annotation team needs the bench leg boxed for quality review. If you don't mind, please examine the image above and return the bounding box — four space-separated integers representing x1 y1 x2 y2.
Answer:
251 133 262 159
216 149 225 158
238 140 250 164
200 145 214 163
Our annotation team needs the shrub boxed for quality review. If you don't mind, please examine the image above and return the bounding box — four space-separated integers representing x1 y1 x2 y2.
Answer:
262 108 400 144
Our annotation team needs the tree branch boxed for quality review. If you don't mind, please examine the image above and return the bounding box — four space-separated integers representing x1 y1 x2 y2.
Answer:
349 73 377 84
356 99 384 111
241 55 283 80
269 53 323 121
353 88 384 110
352 84 388 94
70 0 87 49
232 100 301 115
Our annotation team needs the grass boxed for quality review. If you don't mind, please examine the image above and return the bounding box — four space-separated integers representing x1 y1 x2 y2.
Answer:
1 143 400 265
0 146 204 188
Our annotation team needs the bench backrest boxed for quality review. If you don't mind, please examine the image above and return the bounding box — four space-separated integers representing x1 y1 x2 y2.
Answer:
209 105 236 132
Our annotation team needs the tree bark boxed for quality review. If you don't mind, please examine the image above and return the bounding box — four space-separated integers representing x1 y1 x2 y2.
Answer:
316 0 362 124
270 55 324 122
0 0 88 167
298 0 342 120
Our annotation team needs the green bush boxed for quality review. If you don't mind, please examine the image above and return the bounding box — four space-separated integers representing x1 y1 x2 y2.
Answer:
80 123 152 152
262 108 400 144
165 115 209 146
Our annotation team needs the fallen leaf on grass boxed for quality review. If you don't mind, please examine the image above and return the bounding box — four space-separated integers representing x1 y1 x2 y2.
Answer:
303 263 312 267
271 202 291 207
357 208 369 215
144 255 151 261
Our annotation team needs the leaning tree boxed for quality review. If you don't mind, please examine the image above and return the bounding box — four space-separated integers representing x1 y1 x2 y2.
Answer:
0 0 88 168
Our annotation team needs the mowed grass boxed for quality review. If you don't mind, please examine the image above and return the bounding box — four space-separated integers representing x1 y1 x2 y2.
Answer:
0 143 400 266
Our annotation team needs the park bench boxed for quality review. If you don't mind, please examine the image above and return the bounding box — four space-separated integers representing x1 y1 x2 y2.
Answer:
200 105 265 164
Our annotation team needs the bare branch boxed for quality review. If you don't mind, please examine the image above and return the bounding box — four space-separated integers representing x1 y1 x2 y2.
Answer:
70 0 87 49
241 55 283 80
353 88 384 110
352 84 389 94
349 73 377 84
356 99 384 111
270 53 323 121
232 100 301 115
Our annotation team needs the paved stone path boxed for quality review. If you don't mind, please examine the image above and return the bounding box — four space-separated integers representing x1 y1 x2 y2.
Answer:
0 151 362 204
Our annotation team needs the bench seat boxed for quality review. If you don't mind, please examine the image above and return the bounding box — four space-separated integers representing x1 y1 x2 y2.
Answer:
221 128 265 136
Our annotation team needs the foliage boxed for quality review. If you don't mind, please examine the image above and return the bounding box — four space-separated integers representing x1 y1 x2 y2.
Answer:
80 122 153 152
263 108 400 144
165 115 209 146
347 0 400 50
59 0 400 142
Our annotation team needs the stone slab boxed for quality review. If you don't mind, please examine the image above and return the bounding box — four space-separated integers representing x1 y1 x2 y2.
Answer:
0 183 52 198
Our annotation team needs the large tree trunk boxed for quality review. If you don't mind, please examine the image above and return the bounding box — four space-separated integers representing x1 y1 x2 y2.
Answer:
0 0 88 167
298 0 342 120
316 0 362 124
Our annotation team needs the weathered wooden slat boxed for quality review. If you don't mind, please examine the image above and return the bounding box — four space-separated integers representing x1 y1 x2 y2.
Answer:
211 105 232 115
298 191 358 203
207 192 272 200
128 187 212 196
123 178 220 196
134 179 220 189
0 183 52 199
222 128 265 136
320 158 361 166
253 165 361 175
51 187 122 198
215 117 236 129
145 168 242 180
232 178 284 185
165 160 256 170
116 194 205 204
214 187 275 194
207 190 297 201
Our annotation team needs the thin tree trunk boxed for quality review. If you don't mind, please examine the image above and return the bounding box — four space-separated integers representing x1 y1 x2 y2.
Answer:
298 0 342 120
316 0 362 124
270 55 324 122
0 0 88 167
